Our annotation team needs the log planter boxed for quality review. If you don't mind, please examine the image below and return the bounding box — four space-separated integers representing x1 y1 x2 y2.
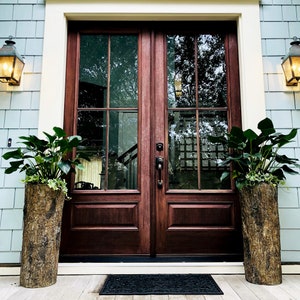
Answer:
239 183 282 285
20 184 65 288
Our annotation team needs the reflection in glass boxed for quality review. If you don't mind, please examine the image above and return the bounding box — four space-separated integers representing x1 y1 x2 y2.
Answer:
197 35 227 108
168 110 229 190
199 111 230 189
77 111 105 148
167 35 196 108
76 34 139 190
167 32 229 190
167 34 227 109
110 36 138 108
76 111 106 190
108 111 138 189
168 111 198 189
79 35 108 108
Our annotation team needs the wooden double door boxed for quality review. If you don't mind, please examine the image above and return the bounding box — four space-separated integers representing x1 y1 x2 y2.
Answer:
60 21 243 260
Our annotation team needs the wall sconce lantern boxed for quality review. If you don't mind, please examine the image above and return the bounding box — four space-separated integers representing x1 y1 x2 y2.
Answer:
281 36 300 86
0 37 25 86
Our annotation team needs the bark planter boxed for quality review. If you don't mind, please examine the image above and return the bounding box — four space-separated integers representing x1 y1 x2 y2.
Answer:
239 183 282 285
20 184 65 288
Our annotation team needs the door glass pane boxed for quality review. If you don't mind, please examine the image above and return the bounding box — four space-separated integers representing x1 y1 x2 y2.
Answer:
198 35 227 108
110 35 138 108
168 111 198 189
75 111 106 190
167 33 229 190
167 35 196 108
76 34 138 190
199 111 230 189
79 35 108 108
108 110 138 189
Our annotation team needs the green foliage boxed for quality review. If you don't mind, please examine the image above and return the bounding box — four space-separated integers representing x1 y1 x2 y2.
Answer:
2 127 90 196
208 118 299 190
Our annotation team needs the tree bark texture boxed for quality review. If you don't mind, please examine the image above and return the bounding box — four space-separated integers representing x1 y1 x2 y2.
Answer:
239 183 282 285
20 184 65 288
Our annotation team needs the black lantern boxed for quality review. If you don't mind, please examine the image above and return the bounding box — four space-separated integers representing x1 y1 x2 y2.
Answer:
281 36 300 86
0 37 25 86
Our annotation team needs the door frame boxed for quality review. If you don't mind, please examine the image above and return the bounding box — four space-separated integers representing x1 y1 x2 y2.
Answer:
61 21 243 260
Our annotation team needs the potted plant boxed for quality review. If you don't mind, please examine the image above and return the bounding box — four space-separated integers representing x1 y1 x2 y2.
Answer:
208 117 298 285
2 127 89 288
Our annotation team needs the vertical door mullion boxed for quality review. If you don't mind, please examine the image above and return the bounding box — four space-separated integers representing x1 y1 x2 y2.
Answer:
194 35 201 190
104 35 111 190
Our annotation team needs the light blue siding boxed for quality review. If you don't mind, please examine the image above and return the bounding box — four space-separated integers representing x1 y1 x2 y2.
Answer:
0 1 42 263
261 0 300 262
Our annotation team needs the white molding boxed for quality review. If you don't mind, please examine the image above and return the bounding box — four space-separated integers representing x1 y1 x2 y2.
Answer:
57 262 245 275
39 0 265 134
36 1 267 266
1 263 300 276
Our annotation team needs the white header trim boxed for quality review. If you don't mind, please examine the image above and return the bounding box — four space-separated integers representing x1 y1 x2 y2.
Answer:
39 1 265 134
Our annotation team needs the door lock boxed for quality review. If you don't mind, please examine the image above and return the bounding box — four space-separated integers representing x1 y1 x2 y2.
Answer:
156 142 164 152
156 157 164 188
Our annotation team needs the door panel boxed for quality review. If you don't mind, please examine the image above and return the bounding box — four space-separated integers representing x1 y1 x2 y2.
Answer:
61 23 151 256
153 26 242 256
61 21 243 260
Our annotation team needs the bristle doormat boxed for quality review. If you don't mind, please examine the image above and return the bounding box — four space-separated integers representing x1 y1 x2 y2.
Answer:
99 274 223 295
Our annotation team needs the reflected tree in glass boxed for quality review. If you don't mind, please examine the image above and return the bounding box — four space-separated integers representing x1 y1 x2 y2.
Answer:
198 35 227 108
76 34 138 190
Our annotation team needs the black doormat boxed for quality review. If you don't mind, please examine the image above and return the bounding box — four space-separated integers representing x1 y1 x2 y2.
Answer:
99 274 223 295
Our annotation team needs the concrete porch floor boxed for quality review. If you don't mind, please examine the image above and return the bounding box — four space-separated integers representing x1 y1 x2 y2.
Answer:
1 263 300 299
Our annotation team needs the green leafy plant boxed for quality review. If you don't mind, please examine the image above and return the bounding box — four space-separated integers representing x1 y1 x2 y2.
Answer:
208 118 299 190
2 127 89 197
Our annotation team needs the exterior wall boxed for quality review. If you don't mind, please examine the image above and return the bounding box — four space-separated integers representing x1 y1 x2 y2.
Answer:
0 0 44 263
0 0 299 263
260 0 300 262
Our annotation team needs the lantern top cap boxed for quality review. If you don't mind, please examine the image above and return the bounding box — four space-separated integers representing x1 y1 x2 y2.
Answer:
0 36 24 62
290 36 300 46
4 36 16 47
282 36 300 60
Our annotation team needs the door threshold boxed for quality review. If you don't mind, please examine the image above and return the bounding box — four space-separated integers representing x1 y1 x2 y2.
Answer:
1 263 300 276
59 255 243 263
58 262 245 275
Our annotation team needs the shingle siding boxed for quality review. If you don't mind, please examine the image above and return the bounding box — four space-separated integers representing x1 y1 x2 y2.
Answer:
0 1 299 263
261 0 300 262
0 1 42 263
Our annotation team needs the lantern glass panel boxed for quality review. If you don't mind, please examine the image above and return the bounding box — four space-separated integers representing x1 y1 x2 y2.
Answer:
291 56 300 79
0 56 14 80
282 57 294 83
13 57 25 83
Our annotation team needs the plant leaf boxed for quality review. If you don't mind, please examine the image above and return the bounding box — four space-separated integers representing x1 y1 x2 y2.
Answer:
275 154 297 164
58 161 71 175
5 160 24 174
53 127 66 138
67 136 82 148
220 171 229 182
272 168 285 180
243 129 258 141
43 132 56 144
281 165 299 174
2 149 23 160
258 117 276 135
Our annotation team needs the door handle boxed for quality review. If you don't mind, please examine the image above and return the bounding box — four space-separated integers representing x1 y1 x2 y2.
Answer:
156 157 164 189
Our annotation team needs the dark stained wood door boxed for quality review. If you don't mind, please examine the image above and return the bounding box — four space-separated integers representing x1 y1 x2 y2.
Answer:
60 21 243 260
